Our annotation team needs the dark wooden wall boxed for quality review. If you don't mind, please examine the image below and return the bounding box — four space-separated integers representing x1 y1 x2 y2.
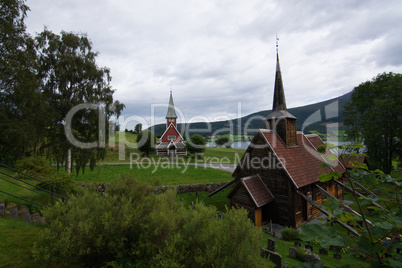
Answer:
233 132 293 226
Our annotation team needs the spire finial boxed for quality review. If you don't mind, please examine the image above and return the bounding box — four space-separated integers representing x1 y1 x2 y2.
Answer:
276 33 279 53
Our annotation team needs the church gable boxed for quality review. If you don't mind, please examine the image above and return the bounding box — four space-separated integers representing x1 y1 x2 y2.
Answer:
160 123 183 143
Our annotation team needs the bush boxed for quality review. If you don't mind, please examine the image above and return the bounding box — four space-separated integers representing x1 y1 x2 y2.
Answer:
280 226 299 241
33 175 271 267
37 172 77 197
296 248 308 262
15 156 53 180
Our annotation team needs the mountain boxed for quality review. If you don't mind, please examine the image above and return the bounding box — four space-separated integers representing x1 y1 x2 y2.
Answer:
150 91 353 138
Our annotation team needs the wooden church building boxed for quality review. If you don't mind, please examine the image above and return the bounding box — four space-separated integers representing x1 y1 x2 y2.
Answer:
226 52 346 228
156 92 187 156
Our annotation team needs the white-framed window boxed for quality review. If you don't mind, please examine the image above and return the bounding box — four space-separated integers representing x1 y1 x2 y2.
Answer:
168 135 176 140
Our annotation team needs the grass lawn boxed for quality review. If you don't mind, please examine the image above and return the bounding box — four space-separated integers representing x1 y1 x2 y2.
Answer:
0 168 50 211
74 164 233 185
203 147 245 164
0 218 45 268
176 188 231 212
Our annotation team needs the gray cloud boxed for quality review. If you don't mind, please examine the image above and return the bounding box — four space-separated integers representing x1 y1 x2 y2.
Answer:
25 0 402 125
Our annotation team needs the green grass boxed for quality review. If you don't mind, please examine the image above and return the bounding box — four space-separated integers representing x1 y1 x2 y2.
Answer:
176 188 231 212
0 218 45 268
260 232 370 268
0 168 50 211
74 164 233 185
203 147 245 164
108 131 138 146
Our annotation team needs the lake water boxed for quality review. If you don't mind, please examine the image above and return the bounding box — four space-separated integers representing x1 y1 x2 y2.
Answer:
207 140 364 151
207 141 250 150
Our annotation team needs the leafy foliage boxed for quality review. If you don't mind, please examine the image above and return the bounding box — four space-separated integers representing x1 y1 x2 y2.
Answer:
186 134 206 156
0 0 125 168
33 175 269 267
343 72 402 173
15 156 53 180
37 172 77 196
300 143 402 267
35 29 125 171
136 129 157 157
280 226 300 241
0 0 46 164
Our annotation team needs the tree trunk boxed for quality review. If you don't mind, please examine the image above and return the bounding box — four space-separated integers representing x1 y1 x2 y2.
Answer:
66 148 71 174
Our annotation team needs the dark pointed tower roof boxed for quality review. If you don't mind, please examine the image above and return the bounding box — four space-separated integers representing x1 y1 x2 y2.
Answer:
166 91 177 119
273 53 287 111
266 52 296 120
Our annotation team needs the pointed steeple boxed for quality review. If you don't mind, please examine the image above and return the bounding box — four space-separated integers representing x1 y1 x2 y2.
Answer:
265 48 298 147
272 53 287 111
166 91 177 119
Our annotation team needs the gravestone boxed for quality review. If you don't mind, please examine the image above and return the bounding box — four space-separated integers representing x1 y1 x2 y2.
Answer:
289 247 297 259
305 245 313 251
268 239 275 251
319 248 328 255
261 248 282 268
294 241 301 247
191 201 195 209
305 254 321 264
334 253 342 259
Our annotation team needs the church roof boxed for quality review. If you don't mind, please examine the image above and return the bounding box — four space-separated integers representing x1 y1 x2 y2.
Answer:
265 53 296 120
156 142 186 150
260 130 344 188
166 91 177 119
232 130 345 189
273 53 287 111
241 174 274 207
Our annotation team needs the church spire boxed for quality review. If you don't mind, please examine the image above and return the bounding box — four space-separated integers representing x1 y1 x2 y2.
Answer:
265 41 298 147
166 90 177 119
272 52 287 111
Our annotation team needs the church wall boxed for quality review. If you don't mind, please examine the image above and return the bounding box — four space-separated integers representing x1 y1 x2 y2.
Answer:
161 125 182 143
234 133 292 226
229 185 256 222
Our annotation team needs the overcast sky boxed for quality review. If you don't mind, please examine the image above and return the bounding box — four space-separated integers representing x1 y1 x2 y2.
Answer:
25 0 402 128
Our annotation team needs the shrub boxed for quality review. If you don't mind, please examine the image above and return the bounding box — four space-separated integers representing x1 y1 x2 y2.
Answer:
37 172 77 197
280 226 299 241
33 175 271 267
296 248 308 262
15 156 53 180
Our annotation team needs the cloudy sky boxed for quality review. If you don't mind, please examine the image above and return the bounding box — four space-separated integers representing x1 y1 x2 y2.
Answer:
25 0 402 128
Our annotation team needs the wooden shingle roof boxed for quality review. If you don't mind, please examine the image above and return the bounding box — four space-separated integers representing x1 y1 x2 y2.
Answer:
241 174 274 207
261 131 345 188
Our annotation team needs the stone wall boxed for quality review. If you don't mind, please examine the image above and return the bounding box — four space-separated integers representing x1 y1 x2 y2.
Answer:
77 181 231 194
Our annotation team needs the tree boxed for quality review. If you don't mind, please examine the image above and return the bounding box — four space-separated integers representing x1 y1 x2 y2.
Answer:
34 29 124 172
300 143 402 267
214 136 232 148
343 72 402 173
134 123 142 134
0 0 47 164
186 134 206 156
136 130 157 157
